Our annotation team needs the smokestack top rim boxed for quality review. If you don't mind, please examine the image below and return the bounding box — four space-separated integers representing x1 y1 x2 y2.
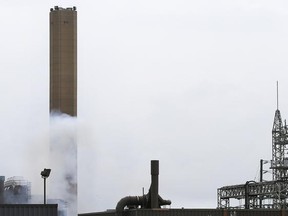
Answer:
151 160 159 175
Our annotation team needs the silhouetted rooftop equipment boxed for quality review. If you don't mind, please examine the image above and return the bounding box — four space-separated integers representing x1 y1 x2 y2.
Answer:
116 160 171 214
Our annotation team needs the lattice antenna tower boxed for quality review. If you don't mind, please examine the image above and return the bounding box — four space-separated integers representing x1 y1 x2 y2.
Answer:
271 81 288 181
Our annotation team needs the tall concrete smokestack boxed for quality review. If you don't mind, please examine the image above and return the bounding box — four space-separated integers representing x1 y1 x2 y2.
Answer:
50 6 77 116
49 6 78 216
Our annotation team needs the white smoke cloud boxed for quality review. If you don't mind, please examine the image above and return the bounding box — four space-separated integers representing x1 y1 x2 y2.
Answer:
49 112 77 216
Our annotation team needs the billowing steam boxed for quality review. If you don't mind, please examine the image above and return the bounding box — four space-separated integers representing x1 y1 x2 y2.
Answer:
49 112 77 216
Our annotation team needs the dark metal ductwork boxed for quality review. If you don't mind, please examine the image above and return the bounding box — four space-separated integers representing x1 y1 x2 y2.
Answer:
116 160 171 213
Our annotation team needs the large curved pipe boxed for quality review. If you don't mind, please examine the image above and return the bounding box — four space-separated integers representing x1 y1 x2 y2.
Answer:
116 196 146 212
116 194 171 212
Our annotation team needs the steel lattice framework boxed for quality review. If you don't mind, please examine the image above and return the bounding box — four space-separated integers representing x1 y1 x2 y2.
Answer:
218 180 288 209
271 109 288 181
217 90 288 209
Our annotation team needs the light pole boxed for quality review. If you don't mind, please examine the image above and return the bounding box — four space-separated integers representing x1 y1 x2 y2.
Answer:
41 168 51 204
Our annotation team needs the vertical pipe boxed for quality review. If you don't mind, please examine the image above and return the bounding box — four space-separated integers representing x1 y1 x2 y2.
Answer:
44 178 46 204
260 159 263 182
245 182 249 209
260 159 263 208
151 160 159 208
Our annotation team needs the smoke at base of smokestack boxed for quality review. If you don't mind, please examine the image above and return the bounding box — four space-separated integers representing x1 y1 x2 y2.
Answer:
49 111 77 216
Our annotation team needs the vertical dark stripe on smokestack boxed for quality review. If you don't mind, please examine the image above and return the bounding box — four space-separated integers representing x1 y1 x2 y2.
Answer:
151 160 159 208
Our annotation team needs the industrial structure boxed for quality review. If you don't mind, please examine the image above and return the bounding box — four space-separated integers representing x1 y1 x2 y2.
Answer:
80 209 288 216
217 83 288 209
0 176 31 204
0 175 67 215
50 6 77 116
116 160 171 213
5 3 288 216
0 204 58 216
80 161 288 216
49 6 78 216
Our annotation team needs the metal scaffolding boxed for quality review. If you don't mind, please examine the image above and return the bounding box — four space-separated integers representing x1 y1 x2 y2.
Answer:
218 180 288 209
3 176 31 204
218 84 288 209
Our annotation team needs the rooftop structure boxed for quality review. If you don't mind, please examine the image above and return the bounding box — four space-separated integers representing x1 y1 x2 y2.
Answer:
0 204 58 216
79 209 288 216
4 176 31 204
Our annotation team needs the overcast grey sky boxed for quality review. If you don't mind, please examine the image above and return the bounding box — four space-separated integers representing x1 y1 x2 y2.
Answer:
1 0 288 213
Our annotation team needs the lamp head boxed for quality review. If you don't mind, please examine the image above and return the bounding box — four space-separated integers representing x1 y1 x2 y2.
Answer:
41 168 51 178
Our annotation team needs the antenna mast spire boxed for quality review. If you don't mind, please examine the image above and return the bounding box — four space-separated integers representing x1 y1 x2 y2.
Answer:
277 81 279 110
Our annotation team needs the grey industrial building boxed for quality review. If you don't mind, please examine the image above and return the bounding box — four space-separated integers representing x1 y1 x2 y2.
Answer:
0 204 58 216
0 175 59 216
79 209 288 216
